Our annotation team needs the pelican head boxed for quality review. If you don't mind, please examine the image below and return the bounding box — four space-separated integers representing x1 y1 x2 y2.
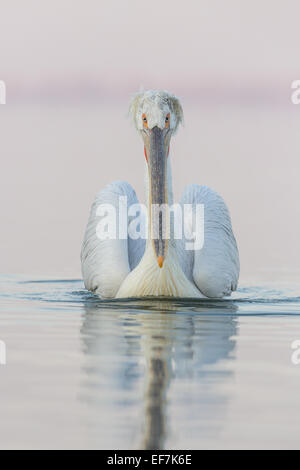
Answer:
129 90 184 268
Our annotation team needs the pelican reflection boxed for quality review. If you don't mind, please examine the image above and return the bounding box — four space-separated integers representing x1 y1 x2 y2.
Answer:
80 298 238 449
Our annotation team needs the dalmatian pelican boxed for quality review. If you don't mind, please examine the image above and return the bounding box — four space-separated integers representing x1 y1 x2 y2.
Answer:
81 90 239 298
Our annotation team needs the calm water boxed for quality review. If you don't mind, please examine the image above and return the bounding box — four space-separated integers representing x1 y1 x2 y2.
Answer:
0 276 300 449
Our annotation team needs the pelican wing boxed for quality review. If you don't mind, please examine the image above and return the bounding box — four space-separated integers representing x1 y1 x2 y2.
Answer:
81 181 145 298
177 184 239 298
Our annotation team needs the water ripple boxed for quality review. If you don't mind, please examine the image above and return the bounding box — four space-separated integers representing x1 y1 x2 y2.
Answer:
1 276 300 316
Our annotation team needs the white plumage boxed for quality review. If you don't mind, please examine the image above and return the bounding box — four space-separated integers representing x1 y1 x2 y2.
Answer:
81 90 239 299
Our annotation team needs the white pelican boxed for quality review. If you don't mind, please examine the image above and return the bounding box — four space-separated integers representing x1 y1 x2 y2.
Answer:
81 90 239 299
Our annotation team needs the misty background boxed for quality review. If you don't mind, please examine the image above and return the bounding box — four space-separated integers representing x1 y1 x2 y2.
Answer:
0 0 299 281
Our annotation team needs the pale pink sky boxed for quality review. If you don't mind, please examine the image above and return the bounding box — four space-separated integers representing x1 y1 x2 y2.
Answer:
0 1 300 100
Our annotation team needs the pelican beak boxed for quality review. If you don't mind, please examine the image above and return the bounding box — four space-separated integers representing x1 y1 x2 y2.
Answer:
143 126 171 268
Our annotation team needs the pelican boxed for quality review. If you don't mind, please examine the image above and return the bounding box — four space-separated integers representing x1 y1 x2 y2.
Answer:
81 90 239 299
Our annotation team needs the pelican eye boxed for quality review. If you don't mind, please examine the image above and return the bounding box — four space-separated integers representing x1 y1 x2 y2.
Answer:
142 113 148 128
165 113 170 128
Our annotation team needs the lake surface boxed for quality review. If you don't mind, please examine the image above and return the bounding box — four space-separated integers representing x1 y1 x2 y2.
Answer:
0 276 300 449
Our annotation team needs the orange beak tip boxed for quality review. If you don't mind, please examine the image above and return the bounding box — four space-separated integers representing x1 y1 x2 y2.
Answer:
157 256 164 268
